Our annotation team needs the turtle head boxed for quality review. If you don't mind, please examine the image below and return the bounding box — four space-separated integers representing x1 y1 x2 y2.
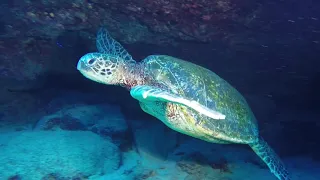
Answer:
77 53 122 85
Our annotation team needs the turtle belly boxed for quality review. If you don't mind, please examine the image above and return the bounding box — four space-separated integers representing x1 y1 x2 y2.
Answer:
165 103 231 144
139 101 250 144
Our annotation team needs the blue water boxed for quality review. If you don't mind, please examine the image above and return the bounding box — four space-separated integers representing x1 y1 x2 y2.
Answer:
0 1 319 180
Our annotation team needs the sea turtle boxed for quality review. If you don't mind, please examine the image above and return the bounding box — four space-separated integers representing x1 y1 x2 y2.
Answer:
77 28 290 180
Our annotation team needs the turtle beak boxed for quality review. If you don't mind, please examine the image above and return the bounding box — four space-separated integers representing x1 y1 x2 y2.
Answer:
76 60 83 70
77 59 91 72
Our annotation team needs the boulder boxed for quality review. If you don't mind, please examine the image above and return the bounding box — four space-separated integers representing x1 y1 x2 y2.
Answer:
33 104 128 136
0 131 121 180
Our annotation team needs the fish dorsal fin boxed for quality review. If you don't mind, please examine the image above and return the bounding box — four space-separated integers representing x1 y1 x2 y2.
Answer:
96 28 134 62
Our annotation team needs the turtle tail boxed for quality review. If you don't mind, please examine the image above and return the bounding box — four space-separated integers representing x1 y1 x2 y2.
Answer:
249 137 291 180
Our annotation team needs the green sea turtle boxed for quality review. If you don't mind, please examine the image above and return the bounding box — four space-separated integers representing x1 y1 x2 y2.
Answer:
77 28 290 180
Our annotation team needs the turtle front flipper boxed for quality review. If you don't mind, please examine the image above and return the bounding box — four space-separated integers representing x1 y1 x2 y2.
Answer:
130 85 226 120
249 137 291 180
96 27 135 62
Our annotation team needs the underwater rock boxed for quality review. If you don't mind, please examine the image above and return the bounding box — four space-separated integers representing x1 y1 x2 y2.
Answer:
0 0 262 44
33 104 128 136
7 175 22 180
41 172 89 180
2 0 314 84
176 152 211 179
0 131 121 180
130 119 178 161
34 114 87 131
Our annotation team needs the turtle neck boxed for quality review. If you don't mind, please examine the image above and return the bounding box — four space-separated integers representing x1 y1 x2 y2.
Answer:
119 61 148 90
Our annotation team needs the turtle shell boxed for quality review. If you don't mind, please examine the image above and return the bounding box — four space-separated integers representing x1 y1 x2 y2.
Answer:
141 55 259 144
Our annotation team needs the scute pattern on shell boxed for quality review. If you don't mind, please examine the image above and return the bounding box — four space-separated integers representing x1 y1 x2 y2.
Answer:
142 55 259 144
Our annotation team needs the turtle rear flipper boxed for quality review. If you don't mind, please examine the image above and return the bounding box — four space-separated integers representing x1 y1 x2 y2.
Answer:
249 137 291 180
96 27 134 62
130 85 226 120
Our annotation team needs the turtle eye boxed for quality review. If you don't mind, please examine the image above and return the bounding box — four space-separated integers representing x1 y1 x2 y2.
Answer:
88 58 96 65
